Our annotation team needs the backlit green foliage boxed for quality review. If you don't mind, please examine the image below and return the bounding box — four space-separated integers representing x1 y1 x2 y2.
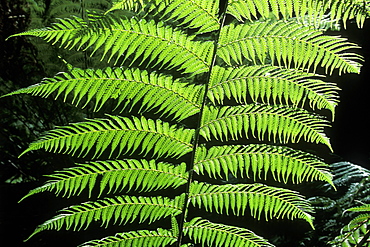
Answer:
5 0 369 246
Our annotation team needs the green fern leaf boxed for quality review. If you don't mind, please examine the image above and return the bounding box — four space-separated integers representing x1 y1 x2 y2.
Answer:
184 217 274 247
227 0 370 28
4 66 202 120
10 0 364 245
48 0 110 18
346 204 370 213
79 228 177 247
200 104 332 150
208 65 340 118
331 211 370 246
189 182 314 227
7 15 87 46
107 0 152 12
86 14 214 73
171 215 180 237
346 213 370 231
49 2 82 17
157 0 220 34
194 144 334 186
9 14 213 74
323 0 370 28
20 115 194 158
19 160 188 201
26 194 184 240
217 20 362 74
108 0 220 33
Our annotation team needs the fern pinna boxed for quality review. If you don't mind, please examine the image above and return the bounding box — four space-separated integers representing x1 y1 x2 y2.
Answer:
4 0 369 246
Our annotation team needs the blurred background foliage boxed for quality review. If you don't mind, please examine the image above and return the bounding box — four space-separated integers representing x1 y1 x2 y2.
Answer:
0 0 113 185
1 0 60 184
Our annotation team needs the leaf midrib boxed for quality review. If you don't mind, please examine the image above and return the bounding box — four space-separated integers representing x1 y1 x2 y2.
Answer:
39 127 194 148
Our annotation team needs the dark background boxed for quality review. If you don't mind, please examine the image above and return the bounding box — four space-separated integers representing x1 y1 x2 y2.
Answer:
331 21 370 167
1 1 369 246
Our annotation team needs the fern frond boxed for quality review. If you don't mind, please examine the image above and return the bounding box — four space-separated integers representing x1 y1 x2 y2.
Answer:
157 0 220 34
10 14 213 74
7 15 87 46
331 162 370 186
226 0 315 21
4 67 202 120
331 210 370 246
194 144 334 186
19 160 188 201
227 0 370 28
347 204 370 213
108 0 220 33
184 217 274 247
49 0 110 17
171 215 179 236
85 14 214 74
20 115 194 159
208 65 340 118
26 194 184 240
49 2 82 18
218 20 362 74
324 0 370 28
200 104 332 150
189 182 314 227
107 0 153 12
79 228 177 247
345 213 370 232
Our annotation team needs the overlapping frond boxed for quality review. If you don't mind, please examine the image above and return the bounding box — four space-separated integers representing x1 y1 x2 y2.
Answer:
84 14 214 74
184 217 274 247
27 194 184 240
107 0 158 12
108 0 220 33
330 162 370 186
194 144 333 186
4 66 202 120
346 204 370 214
49 0 111 18
218 20 362 74
227 0 324 21
200 104 332 150
20 115 194 158
325 0 370 28
227 0 370 28
189 182 314 226
19 160 188 201
331 204 370 246
156 0 220 34
7 15 87 46
208 65 340 117
80 228 177 247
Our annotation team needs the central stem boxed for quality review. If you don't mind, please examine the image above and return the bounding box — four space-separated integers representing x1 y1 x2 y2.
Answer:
175 1 228 246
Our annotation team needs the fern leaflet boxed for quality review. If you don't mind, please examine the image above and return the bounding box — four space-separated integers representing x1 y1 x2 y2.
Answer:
194 144 334 186
20 115 194 158
184 217 274 247
19 160 188 201
26 194 184 241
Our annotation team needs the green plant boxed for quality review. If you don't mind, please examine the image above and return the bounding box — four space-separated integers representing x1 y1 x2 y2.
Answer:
331 203 370 247
4 0 370 246
306 162 370 246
